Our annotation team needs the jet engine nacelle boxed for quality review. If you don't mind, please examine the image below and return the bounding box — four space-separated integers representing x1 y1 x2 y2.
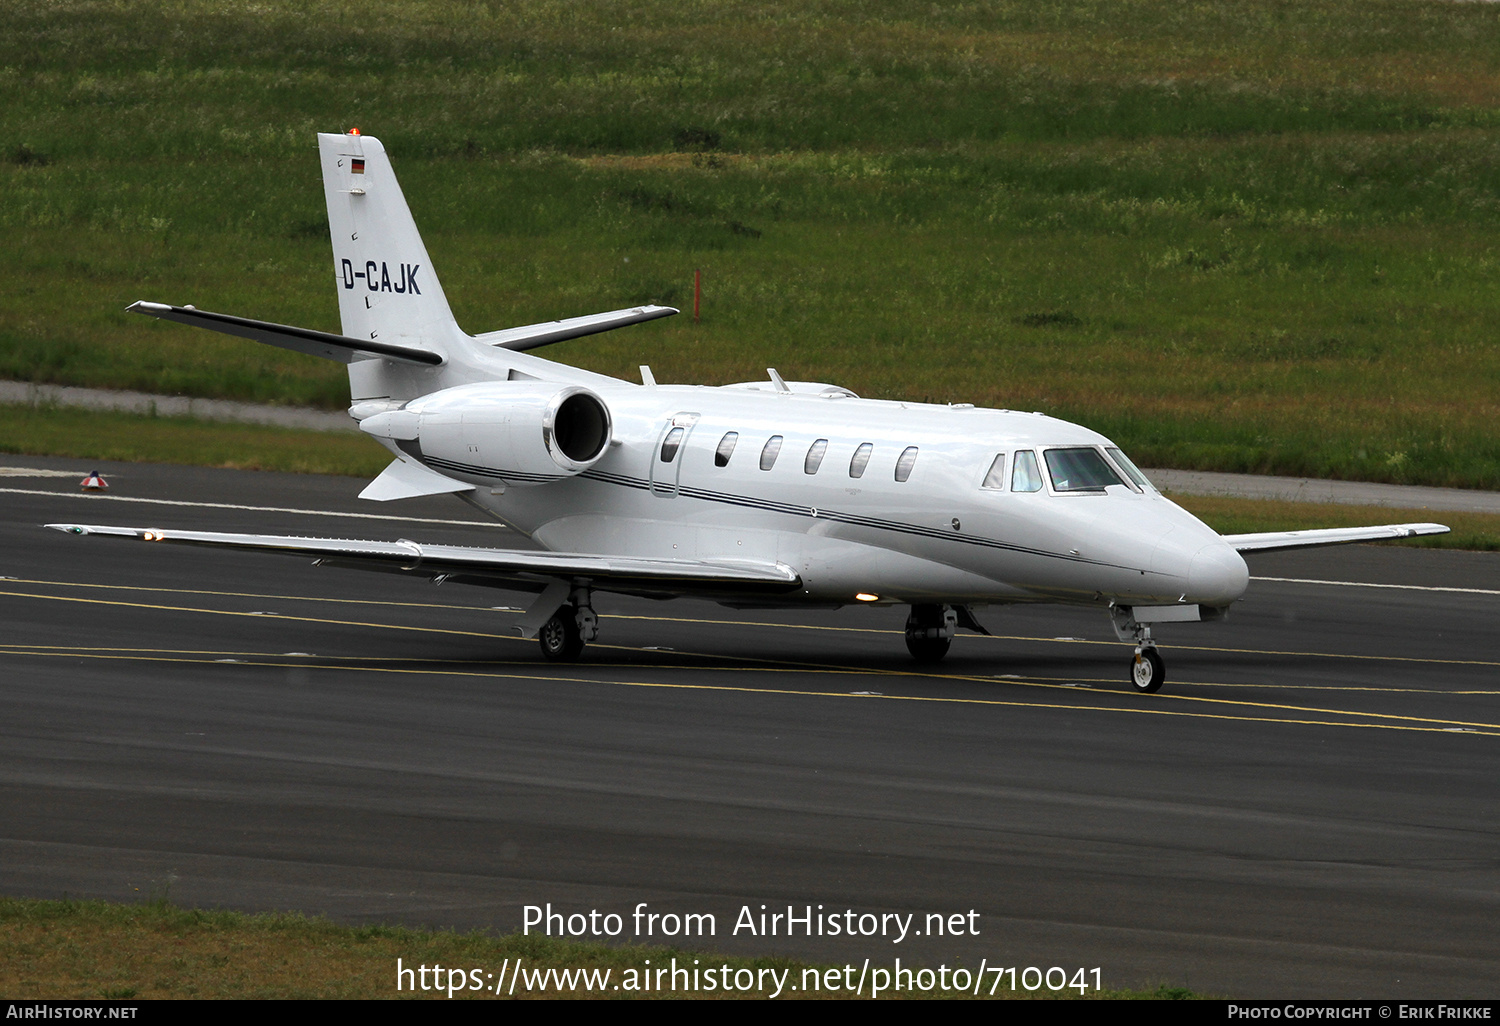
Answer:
360 381 612 485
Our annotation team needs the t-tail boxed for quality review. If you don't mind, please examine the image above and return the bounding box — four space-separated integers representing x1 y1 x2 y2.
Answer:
126 130 677 409
320 131 460 364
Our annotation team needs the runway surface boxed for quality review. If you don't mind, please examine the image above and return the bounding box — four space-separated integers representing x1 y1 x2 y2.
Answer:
2 455 1497 998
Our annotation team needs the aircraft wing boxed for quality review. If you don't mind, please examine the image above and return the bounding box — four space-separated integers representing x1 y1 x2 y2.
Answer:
1222 522 1449 553
46 523 800 595
127 301 443 365
473 306 677 352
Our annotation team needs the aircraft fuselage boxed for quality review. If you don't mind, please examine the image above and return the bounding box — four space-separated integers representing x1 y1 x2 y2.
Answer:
387 380 1249 612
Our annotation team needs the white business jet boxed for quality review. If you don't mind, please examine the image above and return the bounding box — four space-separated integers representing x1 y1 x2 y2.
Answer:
50 132 1449 693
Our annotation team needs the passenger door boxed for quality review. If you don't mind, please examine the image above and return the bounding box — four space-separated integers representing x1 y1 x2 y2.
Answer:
649 413 700 498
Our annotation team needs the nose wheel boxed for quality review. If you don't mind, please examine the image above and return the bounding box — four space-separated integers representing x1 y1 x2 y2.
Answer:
1110 603 1167 694
1130 646 1165 693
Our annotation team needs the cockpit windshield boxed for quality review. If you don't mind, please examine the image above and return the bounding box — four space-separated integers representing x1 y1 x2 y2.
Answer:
1043 447 1123 492
1105 447 1153 490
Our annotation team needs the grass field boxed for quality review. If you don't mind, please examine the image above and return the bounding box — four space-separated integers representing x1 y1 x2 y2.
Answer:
0 898 1192 999
4 1 1500 486
0 404 390 476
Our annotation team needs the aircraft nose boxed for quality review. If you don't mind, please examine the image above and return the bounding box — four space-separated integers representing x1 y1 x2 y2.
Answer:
1188 542 1249 606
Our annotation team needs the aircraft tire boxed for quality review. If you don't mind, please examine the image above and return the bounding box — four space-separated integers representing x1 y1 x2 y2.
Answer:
539 610 585 661
905 632 951 663
1130 647 1165 693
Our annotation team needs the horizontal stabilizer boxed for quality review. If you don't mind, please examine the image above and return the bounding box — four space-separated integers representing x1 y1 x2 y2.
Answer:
358 458 475 502
1223 522 1449 553
127 301 443 365
47 524 801 596
474 306 677 353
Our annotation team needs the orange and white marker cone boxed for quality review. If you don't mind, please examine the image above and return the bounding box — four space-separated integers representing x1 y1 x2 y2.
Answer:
80 471 108 491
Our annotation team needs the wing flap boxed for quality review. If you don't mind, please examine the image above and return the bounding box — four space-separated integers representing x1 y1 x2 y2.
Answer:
46 524 801 593
1224 522 1449 553
128 301 443 365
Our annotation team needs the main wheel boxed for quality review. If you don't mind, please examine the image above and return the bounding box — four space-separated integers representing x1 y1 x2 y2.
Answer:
539 610 585 662
1130 647 1165 693
905 631 951 663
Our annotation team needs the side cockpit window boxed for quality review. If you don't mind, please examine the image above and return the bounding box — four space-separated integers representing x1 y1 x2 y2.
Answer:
981 454 1006 489
1011 450 1043 492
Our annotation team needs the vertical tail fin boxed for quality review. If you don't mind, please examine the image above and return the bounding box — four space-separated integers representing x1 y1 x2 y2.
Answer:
319 132 459 362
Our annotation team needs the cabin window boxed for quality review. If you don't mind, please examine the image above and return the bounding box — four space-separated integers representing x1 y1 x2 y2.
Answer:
895 446 919 483
759 435 783 471
1012 450 1043 492
659 427 685 463
1044 447 1123 492
849 443 873 479
1106 446 1152 490
981 453 1006 489
715 432 738 468
804 439 828 475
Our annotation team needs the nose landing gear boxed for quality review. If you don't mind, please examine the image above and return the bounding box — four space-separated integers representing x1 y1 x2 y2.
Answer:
1130 644 1165 694
1110 604 1166 693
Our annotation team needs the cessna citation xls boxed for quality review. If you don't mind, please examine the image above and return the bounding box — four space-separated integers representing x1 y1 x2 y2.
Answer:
51 131 1449 694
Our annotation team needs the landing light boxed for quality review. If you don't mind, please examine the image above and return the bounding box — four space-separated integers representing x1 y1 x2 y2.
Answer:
855 593 880 602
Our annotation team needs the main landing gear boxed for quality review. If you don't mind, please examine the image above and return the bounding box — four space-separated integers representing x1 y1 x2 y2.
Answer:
536 586 597 662
905 604 958 663
1111 604 1166 694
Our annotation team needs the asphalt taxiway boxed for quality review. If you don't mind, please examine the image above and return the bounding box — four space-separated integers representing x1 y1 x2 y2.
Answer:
2 456 1497 998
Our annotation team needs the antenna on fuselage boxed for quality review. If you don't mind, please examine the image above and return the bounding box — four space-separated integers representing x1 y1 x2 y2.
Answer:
767 368 791 393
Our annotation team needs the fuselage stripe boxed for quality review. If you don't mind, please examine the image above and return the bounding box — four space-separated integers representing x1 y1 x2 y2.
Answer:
578 471 1140 572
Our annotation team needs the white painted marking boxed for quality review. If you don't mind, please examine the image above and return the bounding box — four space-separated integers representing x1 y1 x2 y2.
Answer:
1051 636 1086 642
1253 576 1500 597
850 691 883 696
0 486 505 528
0 468 88 478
